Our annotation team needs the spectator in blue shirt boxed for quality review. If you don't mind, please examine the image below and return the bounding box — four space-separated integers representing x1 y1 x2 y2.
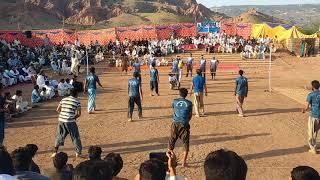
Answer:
303 80 320 154
149 63 159 96
168 88 192 167
128 72 143 122
190 69 207 117
31 85 42 105
235 70 248 117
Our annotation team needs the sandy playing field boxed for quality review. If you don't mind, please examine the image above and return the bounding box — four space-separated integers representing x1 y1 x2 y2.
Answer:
4 51 320 180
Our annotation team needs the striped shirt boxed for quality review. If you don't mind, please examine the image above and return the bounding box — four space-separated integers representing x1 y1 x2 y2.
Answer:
58 96 81 122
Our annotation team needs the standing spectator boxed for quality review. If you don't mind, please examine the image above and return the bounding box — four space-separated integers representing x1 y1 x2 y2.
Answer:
12 147 49 180
84 67 103 114
24 144 40 174
52 89 83 158
186 53 193 77
128 72 143 122
302 80 320 154
190 69 207 117
291 166 319 180
0 84 6 145
44 152 73 180
210 57 219 80
150 63 159 96
204 149 247 180
168 88 192 167
234 70 248 117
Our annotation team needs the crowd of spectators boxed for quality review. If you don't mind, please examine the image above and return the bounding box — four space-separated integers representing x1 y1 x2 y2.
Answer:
1 144 319 180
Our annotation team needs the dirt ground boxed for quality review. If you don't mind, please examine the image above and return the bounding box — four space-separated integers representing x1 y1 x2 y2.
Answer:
4 51 320 180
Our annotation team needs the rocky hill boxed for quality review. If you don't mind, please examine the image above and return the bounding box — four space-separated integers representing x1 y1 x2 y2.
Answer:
0 0 227 30
213 4 320 26
226 8 286 24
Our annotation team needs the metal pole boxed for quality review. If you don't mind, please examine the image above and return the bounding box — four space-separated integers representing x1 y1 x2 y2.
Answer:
268 47 272 92
86 49 89 75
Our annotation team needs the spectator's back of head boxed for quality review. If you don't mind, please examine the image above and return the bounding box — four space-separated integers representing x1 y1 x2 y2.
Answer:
133 72 140 78
70 88 78 98
90 67 95 74
16 90 22 96
53 152 68 170
139 159 166 180
196 69 201 75
73 160 113 180
239 70 244 76
0 146 14 175
88 146 102 161
179 88 188 98
204 149 247 180
311 80 320 90
104 153 123 177
291 166 320 180
24 144 38 158
11 147 32 171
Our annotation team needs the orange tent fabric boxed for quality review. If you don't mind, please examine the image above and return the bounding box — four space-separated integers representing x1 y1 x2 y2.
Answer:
0 23 197 47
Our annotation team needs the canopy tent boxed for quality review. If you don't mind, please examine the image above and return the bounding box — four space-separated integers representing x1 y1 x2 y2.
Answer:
251 23 317 42
197 20 220 33
277 26 317 42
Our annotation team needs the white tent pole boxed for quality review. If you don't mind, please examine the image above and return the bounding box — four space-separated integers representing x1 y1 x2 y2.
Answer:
268 47 272 92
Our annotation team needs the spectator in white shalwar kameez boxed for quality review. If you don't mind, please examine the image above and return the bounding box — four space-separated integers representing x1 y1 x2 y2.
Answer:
12 90 29 113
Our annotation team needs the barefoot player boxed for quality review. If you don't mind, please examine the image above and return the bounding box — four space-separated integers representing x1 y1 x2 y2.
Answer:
168 88 193 167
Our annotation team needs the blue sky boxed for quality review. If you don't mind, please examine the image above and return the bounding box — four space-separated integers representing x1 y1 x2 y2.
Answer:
197 0 320 7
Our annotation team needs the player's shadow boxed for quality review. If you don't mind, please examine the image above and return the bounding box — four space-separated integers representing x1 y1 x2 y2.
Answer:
37 133 270 155
206 107 301 117
242 145 308 161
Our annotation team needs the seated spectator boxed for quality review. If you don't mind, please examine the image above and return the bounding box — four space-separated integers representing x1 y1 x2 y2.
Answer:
61 59 71 75
58 79 69 97
11 147 49 180
12 90 29 113
4 92 16 118
24 144 40 173
40 87 48 101
43 152 73 180
31 85 42 105
71 76 84 93
17 66 32 82
43 81 55 100
134 159 166 180
0 145 15 178
73 160 113 180
36 71 46 89
3 70 17 86
104 153 126 180
291 166 320 180
65 78 74 91
88 146 102 161
204 149 247 180
51 61 60 74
